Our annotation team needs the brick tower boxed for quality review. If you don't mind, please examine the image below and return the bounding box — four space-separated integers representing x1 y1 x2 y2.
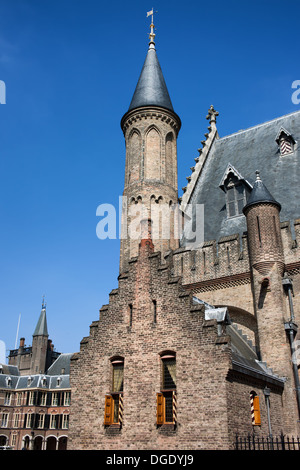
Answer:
243 171 299 433
119 16 181 273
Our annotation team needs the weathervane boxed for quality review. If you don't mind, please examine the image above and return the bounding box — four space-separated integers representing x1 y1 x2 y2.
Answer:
147 8 157 48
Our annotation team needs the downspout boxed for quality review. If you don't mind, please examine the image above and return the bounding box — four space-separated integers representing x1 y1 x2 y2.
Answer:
282 276 300 419
263 387 272 439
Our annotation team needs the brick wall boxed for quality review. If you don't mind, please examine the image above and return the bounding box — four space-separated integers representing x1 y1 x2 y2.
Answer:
69 241 237 450
69 231 294 449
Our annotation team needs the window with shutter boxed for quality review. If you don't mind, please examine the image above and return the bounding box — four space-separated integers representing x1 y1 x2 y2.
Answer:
250 391 261 426
104 358 124 426
253 395 261 426
157 353 177 426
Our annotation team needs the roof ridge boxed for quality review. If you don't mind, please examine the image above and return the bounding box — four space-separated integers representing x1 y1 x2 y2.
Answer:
218 109 300 141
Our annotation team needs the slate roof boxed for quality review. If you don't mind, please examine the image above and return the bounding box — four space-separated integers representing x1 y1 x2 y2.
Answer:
0 354 72 391
193 297 285 387
243 172 281 212
183 110 300 243
0 364 19 376
47 353 72 376
127 46 174 113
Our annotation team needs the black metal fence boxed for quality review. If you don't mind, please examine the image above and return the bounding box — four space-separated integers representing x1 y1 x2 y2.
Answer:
235 433 300 450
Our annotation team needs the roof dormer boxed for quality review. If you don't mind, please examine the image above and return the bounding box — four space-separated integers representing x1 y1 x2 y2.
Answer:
275 127 296 156
219 164 252 218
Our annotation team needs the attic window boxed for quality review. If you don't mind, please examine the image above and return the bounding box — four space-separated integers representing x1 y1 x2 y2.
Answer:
276 127 295 156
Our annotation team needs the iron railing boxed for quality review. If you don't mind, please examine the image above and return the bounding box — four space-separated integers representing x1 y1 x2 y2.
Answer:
235 433 300 450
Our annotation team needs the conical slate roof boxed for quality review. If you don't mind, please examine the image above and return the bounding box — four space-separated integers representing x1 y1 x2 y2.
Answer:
33 306 48 337
243 171 281 213
128 47 174 112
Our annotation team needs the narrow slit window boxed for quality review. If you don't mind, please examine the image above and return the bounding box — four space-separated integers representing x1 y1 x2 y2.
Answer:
257 216 262 247
273 216 279 245
153 300 157 324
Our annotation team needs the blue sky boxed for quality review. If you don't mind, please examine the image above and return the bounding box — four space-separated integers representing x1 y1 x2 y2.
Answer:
0 0 300 360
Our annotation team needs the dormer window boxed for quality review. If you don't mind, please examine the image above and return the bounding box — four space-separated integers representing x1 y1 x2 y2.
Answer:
219 164 252 218
275 127 296 156
225 177 247 217
5 377 12 388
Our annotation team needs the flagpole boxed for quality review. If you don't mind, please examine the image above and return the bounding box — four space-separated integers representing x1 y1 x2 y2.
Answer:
15 313 21 349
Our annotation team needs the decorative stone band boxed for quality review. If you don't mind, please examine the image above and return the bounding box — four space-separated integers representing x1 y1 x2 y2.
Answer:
183 271 251 293
121 106 181 136
252 261 285 277
285 260 300 275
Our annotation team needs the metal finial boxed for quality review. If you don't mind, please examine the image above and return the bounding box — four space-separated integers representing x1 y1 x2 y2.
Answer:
255 170 261 181
42 295 46 309
147 8 156 49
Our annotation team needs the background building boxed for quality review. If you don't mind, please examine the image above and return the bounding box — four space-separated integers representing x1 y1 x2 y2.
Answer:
0 304 71 450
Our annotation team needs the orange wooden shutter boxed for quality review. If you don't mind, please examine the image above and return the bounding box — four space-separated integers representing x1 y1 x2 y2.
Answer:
104 395 112 425
253 395 261 425
157 393 164 425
